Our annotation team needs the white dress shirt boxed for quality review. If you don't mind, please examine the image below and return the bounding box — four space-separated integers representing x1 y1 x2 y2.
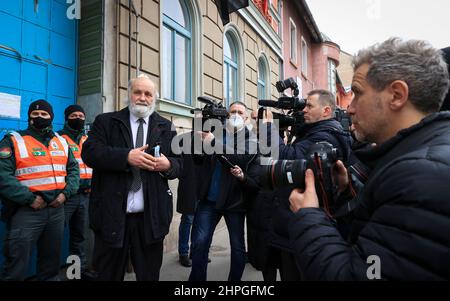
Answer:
126 114 150 213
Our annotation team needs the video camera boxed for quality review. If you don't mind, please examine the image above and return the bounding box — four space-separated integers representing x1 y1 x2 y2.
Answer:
334 107 352 132
190 96 229 126
258 77 306 130
261 142 339 216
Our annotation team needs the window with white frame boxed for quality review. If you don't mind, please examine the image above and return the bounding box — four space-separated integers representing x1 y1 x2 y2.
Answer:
301 38 308 75
223 32 239 107
257 56 269 100
269 0 282 35
328 59 337 96
162 0 192 105
289 19 297 63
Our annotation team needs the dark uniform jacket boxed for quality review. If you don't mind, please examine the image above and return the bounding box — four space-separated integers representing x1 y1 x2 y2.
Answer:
289 112 450 280
0 127 79 220
58 123 91 191
81 108 182 248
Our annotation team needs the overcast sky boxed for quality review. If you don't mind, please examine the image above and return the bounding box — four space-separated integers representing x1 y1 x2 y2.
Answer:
305 0 450 55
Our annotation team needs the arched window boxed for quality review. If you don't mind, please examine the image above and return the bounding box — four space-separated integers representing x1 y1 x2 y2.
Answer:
162 0 192 105
223 33 238 107
257 56 270 100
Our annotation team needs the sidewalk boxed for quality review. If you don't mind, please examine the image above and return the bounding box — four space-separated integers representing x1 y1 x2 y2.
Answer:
125 221 264 281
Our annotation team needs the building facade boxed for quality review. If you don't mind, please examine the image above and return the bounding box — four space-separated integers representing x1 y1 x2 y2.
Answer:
0 0 346 261
281 0 342 101
97 0 284 251
336 50 354 109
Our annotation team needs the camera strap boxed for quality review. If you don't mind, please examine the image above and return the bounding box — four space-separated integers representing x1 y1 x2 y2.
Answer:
304 126 352 163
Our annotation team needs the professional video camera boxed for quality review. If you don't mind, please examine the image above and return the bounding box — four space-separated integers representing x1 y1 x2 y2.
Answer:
190 96 229 127
334 107 352 132
258 77 306 133
261 142 339 216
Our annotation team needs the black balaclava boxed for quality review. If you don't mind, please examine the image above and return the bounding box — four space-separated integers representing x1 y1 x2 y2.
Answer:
64 104 85 131
28 99 54 130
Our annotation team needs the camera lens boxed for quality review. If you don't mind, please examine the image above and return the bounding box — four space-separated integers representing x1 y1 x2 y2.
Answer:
261 159 307 190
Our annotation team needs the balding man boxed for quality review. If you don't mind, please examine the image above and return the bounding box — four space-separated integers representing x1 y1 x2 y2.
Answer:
82 75 182 281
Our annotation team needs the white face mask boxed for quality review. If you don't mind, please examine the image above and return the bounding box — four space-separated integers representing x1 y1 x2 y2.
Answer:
227 114 245 132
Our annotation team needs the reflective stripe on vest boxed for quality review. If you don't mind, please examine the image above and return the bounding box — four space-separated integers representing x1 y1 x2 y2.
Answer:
54 133 69 156
10 132 68 192
15 164 67 176
61 134 92 180
20 176 66 188
9 131 29 158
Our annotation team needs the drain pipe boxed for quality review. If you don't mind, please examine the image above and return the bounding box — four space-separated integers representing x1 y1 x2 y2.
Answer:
128 0 132 82
130 0 140 76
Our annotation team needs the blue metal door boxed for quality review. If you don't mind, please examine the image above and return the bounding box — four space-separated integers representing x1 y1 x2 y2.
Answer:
0 0 78 277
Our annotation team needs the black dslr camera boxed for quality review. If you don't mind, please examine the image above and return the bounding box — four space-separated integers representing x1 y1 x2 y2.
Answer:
258 77 306 130
191 96 229 127
261 142 339 216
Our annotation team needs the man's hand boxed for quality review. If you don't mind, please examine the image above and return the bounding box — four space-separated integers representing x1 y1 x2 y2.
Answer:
289 169 319 213
262 109 273 123
151 153 172 172
49 193 66 208
128 145 172 172
230 166 245 181
128 145 152 169
30 195 47 210
333 160 349 193
200 131 215 145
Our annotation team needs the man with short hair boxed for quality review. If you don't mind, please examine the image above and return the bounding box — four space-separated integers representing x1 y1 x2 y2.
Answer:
289 38 450 280
82 75 182 281
262 89 352 280
277 89 350 159
58 104 93 278
0 99 79 280
188 101 258 281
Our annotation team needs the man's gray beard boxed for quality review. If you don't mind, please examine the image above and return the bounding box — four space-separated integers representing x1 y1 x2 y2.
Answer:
129 102 155 118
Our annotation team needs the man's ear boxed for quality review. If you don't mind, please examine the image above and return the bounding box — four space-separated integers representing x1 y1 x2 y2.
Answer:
323 106 332 117
388 80 409 111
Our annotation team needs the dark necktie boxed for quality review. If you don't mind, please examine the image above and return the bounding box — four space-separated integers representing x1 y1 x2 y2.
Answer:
130 118 144 192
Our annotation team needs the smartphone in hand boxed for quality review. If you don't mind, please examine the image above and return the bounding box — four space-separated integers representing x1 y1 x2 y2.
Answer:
150 145 160 157
218 155 235 169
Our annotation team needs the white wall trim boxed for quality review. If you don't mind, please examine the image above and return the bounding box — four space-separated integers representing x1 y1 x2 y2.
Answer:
102 0 116 113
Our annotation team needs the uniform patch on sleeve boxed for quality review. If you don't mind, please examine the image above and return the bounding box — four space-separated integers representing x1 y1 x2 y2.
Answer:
0 147 12 158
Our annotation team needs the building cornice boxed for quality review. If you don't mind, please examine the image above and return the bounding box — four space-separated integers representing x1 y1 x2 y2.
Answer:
237 2 283 59
293 0 322 43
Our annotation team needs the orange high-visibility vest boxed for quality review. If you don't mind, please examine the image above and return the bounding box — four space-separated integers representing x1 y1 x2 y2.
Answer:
9 131 69 192
61 134 92 180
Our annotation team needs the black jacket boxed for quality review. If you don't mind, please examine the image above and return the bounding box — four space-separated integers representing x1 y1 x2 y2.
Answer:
278 119 352 161
81 108 182 248
177 128 257 213
176 132 204 215
270 119 353 251
289 112 450 280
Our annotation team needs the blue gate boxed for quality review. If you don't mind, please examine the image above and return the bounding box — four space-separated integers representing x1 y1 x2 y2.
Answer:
0 0 78 277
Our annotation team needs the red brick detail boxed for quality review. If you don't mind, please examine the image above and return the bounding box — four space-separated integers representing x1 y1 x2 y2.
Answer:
252 0 272 23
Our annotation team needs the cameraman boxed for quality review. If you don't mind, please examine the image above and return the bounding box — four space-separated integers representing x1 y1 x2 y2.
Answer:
188 101 258 281
266 89 352 160
261 90 353 280
288 38 450 280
